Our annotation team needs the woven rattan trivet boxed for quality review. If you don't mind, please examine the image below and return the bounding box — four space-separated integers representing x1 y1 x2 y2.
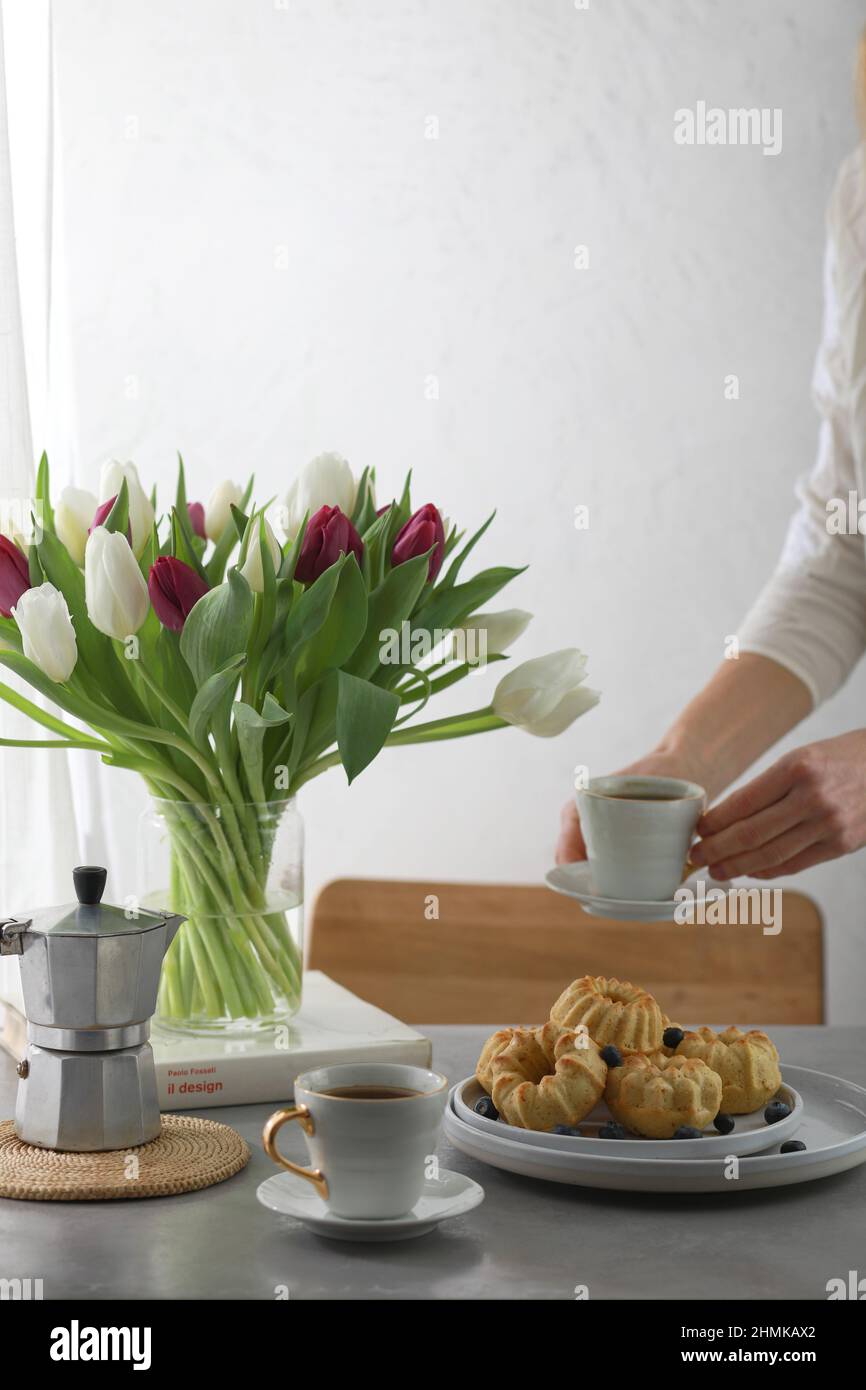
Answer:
0 1115 250 1201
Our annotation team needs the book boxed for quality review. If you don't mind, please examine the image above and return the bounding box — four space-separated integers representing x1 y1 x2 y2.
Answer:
0 971 432 1110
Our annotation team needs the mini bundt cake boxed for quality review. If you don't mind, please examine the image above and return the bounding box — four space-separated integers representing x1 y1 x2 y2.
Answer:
478 1020 607 1131
605 1053 722 1139
671 1026 781 1114
475 1026 522 1093
550 976 666 1055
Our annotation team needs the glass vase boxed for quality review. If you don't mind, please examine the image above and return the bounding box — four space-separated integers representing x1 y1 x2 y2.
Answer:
139 797 304 1036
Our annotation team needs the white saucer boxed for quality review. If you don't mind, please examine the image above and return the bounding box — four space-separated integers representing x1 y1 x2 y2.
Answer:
544 861 729 921
454 1076 803 1157
256 1167 484 1241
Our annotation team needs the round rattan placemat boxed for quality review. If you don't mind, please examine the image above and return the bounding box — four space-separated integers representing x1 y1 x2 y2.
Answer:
0 1115 250 1201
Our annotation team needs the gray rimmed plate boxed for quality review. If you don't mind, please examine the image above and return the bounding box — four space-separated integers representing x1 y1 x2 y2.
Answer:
444 1065 866 1193
454 1075 802 1157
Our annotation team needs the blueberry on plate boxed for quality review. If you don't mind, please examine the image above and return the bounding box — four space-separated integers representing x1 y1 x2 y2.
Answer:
662 1026 685 1049
600 1044 623 1068
764 1100 792 1125
673 1126 703 1139
552 1124 582 1137
713 1112 735 1135
599 1122 627 1139
474 1096 499 1121
780 1139 807 1153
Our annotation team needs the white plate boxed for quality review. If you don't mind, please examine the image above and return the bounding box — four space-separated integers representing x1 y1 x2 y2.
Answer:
455 1075 802 1157
256 1167 484 1241
544 861 729 921
444 1065 866 1193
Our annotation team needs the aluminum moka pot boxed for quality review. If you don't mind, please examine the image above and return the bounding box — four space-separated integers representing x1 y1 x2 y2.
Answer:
0 866 184 1151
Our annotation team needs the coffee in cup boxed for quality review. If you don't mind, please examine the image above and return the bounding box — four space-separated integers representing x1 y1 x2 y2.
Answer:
262 1062 448 1219
576 774 705 901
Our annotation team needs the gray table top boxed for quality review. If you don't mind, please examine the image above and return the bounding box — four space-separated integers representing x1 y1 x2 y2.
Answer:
1 1025 864 1300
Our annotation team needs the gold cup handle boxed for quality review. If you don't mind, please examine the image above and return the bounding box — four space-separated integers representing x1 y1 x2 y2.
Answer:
262 1106 329 1200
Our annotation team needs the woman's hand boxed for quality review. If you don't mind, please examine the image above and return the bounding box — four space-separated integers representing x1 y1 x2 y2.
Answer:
554 748 708 864
690 730 866 879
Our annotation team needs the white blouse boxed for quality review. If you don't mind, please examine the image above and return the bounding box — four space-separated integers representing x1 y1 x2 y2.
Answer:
739 148 866 708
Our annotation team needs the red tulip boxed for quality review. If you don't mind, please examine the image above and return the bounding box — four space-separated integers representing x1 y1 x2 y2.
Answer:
294 505 363 584
90 495 132 545
391 503 445 581
187 501 206 540
0 535 30 617
148 556 209 631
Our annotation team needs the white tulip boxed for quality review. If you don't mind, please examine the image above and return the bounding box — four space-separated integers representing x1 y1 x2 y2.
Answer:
84 527 149 639
12 583 78 682
450 608 532 663
492 649 599 737
281 452 356 537
99 460 154 557
55 486 98 565
204 480 242 543
239 518 283 593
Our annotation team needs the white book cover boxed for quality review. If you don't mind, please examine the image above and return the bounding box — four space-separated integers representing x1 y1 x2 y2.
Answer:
1 971 432 1110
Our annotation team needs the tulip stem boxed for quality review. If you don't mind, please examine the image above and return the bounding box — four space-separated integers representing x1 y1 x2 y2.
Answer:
135 662 192 736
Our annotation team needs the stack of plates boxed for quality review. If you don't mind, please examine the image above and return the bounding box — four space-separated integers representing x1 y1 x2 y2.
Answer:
444 1067 866 1194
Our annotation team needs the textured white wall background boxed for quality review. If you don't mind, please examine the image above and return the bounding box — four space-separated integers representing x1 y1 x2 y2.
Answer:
19 0 866 1015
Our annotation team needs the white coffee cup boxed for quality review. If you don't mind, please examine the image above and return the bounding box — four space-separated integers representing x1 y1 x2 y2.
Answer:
262 1062 448 1219
577 774 706 901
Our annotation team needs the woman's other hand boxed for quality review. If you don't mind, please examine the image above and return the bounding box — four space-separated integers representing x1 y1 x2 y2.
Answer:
690 731 866 879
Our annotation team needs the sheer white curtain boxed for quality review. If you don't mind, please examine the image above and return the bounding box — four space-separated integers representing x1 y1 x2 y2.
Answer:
0 0 78 1005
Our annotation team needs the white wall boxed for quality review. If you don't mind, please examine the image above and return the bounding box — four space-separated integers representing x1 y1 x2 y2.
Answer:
10 0 866 1016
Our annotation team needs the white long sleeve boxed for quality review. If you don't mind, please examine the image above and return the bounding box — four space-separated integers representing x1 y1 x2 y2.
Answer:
738 150 866 708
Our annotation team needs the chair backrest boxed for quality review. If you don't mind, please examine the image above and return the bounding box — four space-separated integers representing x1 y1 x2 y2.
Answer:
308 878 824 1025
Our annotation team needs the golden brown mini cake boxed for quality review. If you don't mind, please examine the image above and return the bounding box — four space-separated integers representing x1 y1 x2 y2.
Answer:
550 975 666 1055
475 1026 523 1093
605 1053 722 1139
671 1026 782 1114
483 1020 607 1131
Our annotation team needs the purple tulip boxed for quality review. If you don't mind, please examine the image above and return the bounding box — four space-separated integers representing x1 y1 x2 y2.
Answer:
148 556 209 632
187 501 206 540
0 535 30 617
89 495 132 545
392 503 445 581
294 505 364 584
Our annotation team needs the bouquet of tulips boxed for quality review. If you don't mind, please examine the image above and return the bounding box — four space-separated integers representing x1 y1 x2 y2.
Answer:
0 450 598 1028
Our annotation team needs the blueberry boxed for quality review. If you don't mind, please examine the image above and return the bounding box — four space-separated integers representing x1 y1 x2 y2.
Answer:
713 1112 735 1135
780 1140 806 1154
764 1100 792 1126
474 1096 499 1121
552 1124 582 1137
600 1044 623 1068
599 1122 627 1139
662 1026 685 1049
673 1126 703 1139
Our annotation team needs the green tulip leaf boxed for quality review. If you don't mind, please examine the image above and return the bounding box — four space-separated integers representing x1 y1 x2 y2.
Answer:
170 505 209 583
346 550 430 680
181 567 254 685
414 564 526 635
335 669 399 784
188 653 246 750
235 693 292 803
35 452 54 535
103 478 130 538
175 452 188 516
295 554 367 695
436 510 495 590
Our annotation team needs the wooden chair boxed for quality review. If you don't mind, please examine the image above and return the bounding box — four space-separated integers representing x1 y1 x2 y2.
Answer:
308 878 824 1025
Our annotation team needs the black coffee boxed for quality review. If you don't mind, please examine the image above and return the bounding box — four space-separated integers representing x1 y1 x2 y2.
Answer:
320 1085 422 1100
